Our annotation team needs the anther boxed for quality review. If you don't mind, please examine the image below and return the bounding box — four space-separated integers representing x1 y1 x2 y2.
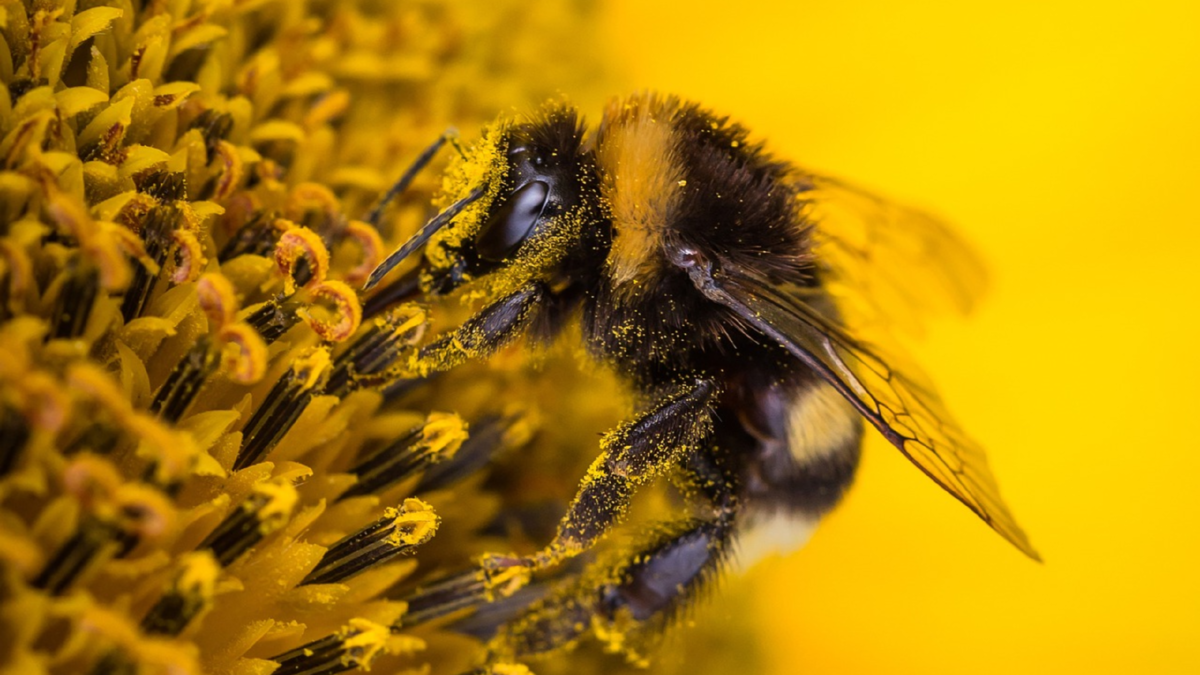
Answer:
218 211 277 262
168 230 204 283
190 109 234 163
217 323 269 384
135 168 188 202
269 618 391 675
149 337 219 423
275 226 330 295
209 140 244 201
232 348 331 471
242 295 304 344
285 183 341 234
31 517 123 595
120 205 180 323
299 280 362 343
324 306 426 398
49 261 100 339
33 478 174 595
342 220 385 287
196 272 239 329
337 413 465 501
394 568 491 628
140 551 219 635
197 479 298 566
302 498 438 585
415 411 533 493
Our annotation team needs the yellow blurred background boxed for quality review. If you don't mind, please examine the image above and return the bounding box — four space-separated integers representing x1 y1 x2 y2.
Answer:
592 1 1200 673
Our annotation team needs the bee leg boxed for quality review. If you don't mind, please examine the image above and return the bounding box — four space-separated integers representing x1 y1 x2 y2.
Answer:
482 378 718 591
489 512 737 661
412 282 547 375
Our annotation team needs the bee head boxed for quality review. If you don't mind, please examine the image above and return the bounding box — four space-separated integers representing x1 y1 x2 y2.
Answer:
412 104 598 299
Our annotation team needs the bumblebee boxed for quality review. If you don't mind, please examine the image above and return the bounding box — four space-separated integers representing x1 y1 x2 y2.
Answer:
364 93 1038 664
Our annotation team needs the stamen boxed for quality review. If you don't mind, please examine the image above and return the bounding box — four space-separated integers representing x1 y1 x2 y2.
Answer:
299 281 362 343
337 413 465 501
110 193 159 233
209 140 244 201
120 205 180 323
301 498 438 585
342 220 384 287
324 306 426 398
140 551 219 635
149 337 218 423
196 272 239 330
429 413 533 492
269 618 390 675
394 568 490 628
197 479 298 567
190 109 234 164
232 348 331 471
149 271 265 421
33 479 174 595
135 168 188 202
217 211 277 262
285 183 341 233
275 226 330 295
217 323 268 384
31 517 122 595
168 230 205 284
67 364 199 486
49 261 99 340
242 295 304 344
106 224 159 275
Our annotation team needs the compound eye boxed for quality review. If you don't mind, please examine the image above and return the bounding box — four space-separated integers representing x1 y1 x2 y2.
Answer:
476 180 550 262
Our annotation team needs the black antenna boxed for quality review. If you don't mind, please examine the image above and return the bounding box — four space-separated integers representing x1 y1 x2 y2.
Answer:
362 186 487 291
364 129 463 228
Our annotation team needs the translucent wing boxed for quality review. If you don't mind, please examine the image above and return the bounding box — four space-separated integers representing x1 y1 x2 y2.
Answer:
800 174 989 336
678 256 1039 560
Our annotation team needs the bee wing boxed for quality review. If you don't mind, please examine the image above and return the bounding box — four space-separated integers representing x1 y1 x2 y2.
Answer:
680 258 1039 560
800 174 989 335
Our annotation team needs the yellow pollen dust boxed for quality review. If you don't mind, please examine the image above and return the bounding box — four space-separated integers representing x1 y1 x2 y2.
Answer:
420 412 469 459
388 498 440 546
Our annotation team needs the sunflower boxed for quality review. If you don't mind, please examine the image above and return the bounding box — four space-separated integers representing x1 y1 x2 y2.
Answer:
0 2 770 674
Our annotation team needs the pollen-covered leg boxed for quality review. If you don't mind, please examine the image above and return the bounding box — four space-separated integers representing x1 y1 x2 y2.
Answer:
490 514 737 662
411 282 547 375
482 378 718 590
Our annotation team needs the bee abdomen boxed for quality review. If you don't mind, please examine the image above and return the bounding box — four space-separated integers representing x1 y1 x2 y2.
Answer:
740 380 864 518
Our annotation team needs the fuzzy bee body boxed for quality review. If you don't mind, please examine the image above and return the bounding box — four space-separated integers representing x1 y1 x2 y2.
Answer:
585 95 866 545
366 92 1037 665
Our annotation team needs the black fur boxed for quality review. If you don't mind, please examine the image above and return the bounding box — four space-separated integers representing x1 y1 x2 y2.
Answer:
584 98 818 388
